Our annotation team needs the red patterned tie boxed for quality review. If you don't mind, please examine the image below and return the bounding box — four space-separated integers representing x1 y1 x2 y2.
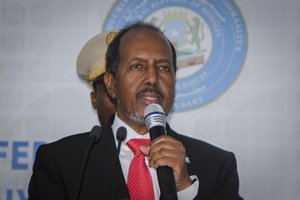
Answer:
127 139 154 200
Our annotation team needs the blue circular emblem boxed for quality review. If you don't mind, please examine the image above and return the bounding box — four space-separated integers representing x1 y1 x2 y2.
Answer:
103 0 247 112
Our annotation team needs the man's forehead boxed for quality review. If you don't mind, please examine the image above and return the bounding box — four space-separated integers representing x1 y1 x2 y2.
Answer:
121 26 166 42
120 32 171 56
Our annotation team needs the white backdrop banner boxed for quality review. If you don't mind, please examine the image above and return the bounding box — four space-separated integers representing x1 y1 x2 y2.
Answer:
0 0 300 200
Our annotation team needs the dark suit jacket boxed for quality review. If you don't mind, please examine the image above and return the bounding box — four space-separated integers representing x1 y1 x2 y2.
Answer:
28 123 243 200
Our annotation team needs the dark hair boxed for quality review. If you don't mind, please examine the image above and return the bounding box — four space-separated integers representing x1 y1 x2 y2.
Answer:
105 21 177 76
92 74 104 91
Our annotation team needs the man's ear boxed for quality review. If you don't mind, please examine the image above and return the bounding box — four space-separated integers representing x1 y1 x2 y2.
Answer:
90 91 97 109
104 72 116 99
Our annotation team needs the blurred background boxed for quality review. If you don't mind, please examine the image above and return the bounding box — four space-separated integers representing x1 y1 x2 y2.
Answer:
0 0 299 199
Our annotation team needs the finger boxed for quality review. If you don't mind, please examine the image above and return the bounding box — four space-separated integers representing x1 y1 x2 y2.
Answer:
151 135 179 146
150 152 182 168
150 137 185 155
150 147 184 161
149 146 186 169
139 145 150 156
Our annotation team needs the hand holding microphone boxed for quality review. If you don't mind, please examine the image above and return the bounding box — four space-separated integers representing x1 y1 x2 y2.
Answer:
143 104 192 199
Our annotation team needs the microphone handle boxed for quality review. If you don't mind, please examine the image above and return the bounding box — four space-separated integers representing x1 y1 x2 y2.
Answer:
149 126 178 200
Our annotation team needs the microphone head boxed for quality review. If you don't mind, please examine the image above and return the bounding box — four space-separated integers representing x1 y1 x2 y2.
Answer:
144 103 166 130
116 126 127 142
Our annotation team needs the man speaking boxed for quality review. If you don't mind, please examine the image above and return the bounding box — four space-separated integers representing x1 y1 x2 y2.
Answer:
28 21 243 200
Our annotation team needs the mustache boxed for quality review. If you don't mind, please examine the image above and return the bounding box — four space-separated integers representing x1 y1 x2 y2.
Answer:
136 86 164 98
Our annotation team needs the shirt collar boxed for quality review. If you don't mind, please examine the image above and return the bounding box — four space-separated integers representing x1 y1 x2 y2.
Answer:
112 113 150 146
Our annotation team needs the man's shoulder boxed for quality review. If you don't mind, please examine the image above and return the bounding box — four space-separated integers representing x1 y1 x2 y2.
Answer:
38 132 91 155
50 132 90 146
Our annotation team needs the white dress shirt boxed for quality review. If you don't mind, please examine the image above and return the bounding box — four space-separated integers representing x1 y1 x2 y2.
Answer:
112 114 199 200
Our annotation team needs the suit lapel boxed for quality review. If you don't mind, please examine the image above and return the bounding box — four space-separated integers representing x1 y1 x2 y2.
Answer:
83 125 129 199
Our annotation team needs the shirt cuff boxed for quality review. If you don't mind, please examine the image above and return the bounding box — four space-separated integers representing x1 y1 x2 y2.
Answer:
177 175 199 200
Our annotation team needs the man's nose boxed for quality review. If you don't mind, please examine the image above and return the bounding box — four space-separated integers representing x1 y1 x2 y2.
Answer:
144 66 159 87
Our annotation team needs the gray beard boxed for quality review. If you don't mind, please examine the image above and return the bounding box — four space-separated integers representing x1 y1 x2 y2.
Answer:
127 112 144 123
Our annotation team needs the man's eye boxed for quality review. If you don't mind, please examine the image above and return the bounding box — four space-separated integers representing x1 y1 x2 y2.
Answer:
158 65 169 71
130 64 143 70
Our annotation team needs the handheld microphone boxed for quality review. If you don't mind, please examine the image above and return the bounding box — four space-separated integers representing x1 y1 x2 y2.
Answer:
112 126 127 200
144 104 178 200
75 125 102 200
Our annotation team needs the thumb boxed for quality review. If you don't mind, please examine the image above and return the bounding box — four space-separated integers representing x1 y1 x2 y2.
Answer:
139 145 150 156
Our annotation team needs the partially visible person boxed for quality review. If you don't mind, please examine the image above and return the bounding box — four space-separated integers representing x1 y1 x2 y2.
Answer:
90 73 116 125
77 31 117 125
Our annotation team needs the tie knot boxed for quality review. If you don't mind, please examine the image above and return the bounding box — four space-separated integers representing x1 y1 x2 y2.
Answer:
127 139 150 154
